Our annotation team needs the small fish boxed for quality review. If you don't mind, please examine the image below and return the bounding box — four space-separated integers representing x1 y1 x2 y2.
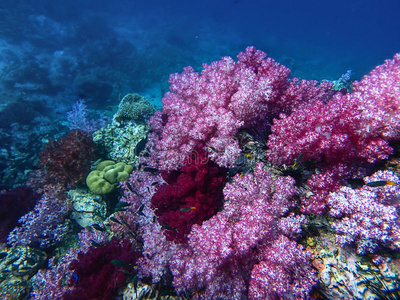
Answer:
131 190 144 198
132 274 139 290
138 163 148 170
291 153 303 168
126 182 135 193
241 165 252 176
125 274 137 285
25 257 37 265
110 216 122 225
71 272 79 285
134 137 148 156
366 180 397 187
137 204 146 217
92 224 106 232
118 215 134 231
111 259 133 268
235 154 245 166
244 153 252 158
207 144 219 153
180 206 196 212
143 167 158 174
126 231 137 239
162 224 177 231
91 240 106 247
115 202 131 211
227 166 241 177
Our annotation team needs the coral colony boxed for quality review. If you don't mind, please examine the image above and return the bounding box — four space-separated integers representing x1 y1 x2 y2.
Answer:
2 46 400 299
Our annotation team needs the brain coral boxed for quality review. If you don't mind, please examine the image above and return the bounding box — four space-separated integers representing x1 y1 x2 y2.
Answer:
113 93 155 125
86 160 133 194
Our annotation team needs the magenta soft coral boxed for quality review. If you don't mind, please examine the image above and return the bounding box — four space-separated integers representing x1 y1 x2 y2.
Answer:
64 237 140 300
267 53 400 214
151 148 227 243
149 47 334 171
149 47 290 170
169 163 315 299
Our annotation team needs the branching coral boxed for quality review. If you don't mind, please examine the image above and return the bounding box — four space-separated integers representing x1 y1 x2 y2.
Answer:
38 129 97 188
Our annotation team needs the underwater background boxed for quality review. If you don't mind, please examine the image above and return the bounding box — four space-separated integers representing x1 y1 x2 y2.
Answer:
1 0 400 299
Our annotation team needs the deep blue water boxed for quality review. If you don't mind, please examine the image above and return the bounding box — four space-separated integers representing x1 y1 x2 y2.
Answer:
1 0 400 187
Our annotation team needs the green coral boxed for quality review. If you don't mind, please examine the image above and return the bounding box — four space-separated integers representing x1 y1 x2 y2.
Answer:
86 160 133 194
113 93 155 125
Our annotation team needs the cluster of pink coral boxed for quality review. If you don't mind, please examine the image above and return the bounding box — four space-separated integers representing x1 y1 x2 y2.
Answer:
267 53 400 213
29 48 400 300
118 169 183 284
327 170 400 254
169 163 316 299
149 46 333 171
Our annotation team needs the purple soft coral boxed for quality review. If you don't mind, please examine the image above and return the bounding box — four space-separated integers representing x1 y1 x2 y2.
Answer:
169 163 314 299
249 235 317 300
7 193 70 248
327 170 400 254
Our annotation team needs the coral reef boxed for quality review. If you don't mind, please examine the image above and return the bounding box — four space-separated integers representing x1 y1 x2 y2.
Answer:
86 160 134 194
310 233 400 299
38 129 97 188
327 170 400 254
116 169 183 284
169 163 316 299
7 193 71 249
0 186 40 243
249 235 317 300
148 46 333 171
113 93 155 125
0 113 64 188
67 99 109 134
122 280 189 300
151 148 227 243
266 53 400 214
63 237 140 300
31 228 109 299
0 246 46 299
93 121 149 164
5 48 400 300
68 188 107 227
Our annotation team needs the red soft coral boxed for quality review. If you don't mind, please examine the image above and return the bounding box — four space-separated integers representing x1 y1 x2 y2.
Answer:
38 129 97 188
151 149 227 243
64 237 140 300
